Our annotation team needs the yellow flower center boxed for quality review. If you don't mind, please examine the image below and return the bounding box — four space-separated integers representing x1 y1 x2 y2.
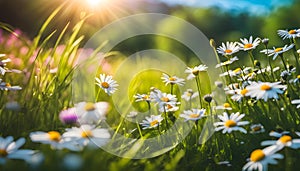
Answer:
223 103 231 108
233 68 241 73
252 126 262 132
192 69 199 76
101 82 110 88
275 48 283 52
81 130 93 138
48 131 61 142
161 97 169 102
297 75 300 79
0 149 8 157
289 30 296 34
224 120 237 127
169 77 176 81
250 149 265 162
85 102 96 111
260 84 272 91
5 83 11 87
279 135 292 144
190 113 200 118
244 43 253 49
167 104 173 109
150 120 159 127
240 89 248 96
225 49 232 54
143 95 150 100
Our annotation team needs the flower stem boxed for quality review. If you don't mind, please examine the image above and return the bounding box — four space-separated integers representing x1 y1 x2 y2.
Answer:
195 76 203 108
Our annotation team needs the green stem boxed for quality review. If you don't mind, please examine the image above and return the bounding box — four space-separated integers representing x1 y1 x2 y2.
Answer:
248 51 255 67
279 54 288 71
195 76 203 108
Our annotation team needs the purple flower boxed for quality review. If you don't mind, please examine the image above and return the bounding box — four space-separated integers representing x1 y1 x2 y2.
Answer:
59 108 78 125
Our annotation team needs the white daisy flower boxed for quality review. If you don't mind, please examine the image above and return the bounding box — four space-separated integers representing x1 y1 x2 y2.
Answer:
242 146 284 171
250 124 265 134
30 131 82 151
181 89 199 101
278 29 300 40
238 36 260 51
214 112 249 134
228 88 248 102
245 82 287 101
216 56 239 68
163 103 180 113
255 66 280 74
75 102 109 125
0 54 11 75
95 74 118 96
63 125 110 148
215 103 233 110
261 135 300 151
0 136 36 164
260 44 294 60
220 67 251 77
291 99 300 108
0 79 22 91
161 73 185 86
185 64 208 80
140 115 164 129
134 93 152 102
179 108 206 121
217 42 240 56
292 74 300 83
269 130 290 138
150 90 178 110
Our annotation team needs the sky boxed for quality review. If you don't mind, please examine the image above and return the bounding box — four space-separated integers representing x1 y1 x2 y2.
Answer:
155 0 294 14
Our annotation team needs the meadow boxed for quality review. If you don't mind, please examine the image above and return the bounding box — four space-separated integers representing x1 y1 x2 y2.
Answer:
1 2 300 171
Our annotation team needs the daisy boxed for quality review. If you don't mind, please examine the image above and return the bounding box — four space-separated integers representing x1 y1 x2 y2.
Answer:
214 112 249 134
179 108 206 121
185 64 208 80
291 99 300 108
95 74 118 96
215 56 239 68
260 44 294 60
217 42 240 56
220 67 251 77
59 107 78 125
242 146 284 171
0 80 22 91
228 88 248 102
277 29 300 40
63 125 110 148
269 130 290 138
245 82 287 101
140 115 164 129
163 103 180 113
215 103 232 110
261 135 300 151
161 73 185 86
292 75 300 83
0 136 36 164
75 102 109 125
134 93 152 102
150 90 178 110
181 89 199 101
0 54 11 75
237 36 260 51
250 124 265 134
30 131 82 151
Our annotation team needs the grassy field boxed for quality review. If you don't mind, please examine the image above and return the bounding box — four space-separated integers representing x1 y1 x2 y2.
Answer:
1 4 300 171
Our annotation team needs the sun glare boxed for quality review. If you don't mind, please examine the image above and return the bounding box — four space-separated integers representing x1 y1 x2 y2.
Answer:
86 0 108 7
